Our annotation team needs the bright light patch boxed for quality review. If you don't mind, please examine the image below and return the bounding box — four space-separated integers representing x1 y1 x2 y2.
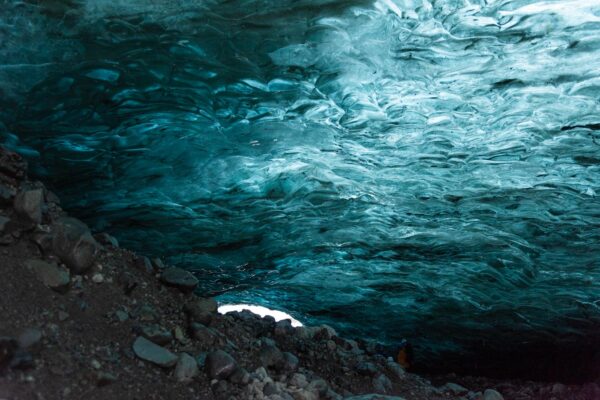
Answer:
218 304 303 327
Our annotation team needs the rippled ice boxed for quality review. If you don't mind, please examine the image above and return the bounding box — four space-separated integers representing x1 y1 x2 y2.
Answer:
2 0 600 377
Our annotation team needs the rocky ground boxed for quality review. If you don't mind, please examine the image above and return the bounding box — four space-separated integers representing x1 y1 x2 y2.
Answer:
0 145 598 400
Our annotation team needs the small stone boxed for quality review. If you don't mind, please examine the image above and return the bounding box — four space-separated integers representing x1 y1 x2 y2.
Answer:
280 352 299 372
307 379 329 397
274 319 294 336
92 273 104 284
357 361 379 377
206 350 237 379
483 389 504 400
115 310 129 322
17 328 42 352
152 257 165 270
175 353 198 383
136 256 154 273
26 259 70 294
94 232 119 248
229 367 250 385
96 371 117 387
326 340 336 351
0 184 16 205
290 373 308 389
136 304 158 322
140 324 173 345
190 322 218 344
14 189 44 224
58 311 70 321
90 359 101 369
444 382 469 395
132 336 177 368
160 268 198 292
259 339 283 369
373 374 392 394
264 382 281 396
173 326 187 344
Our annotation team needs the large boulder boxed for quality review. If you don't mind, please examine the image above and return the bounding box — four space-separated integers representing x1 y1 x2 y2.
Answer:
52 217 99 274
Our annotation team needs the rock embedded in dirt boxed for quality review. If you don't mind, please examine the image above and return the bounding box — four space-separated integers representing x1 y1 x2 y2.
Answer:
190 322 218 345
443 382 468 395
160 267 198 292
14 188 44 224
206 350 237 380
483 389 504 400
96 371 117 387
175 352 198 383
52 217 99 274
26 259 70 293
132 336 178 368
229 367 250 385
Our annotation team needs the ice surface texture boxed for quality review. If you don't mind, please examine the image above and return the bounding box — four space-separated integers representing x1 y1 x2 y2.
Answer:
2 0 600 378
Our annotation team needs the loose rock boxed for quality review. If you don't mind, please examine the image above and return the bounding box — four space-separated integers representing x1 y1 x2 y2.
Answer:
132 336 178 368
14 188 44 224
483 389 504 400
140 324 173 345
26 259 70 293
206 350 237 380
52 217 99 274
160 267 198 292
175 352 198 383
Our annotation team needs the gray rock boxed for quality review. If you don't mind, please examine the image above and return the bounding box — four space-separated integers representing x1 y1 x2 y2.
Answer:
289 373 308 389
357 361 379 377
152 257 166 270
483 389 504 400
26 259 70 293
184 297 218 324
206 350 237 379
52 217 99 274
385 358 405 379
136 256 154 273
373 374 392 394
307 379 329 397
95 232 119 248
274 319 294 336
14 189 44 224
132 336 177 368
264 382 281 396
17 328 42 352
444 382 469 395
259 340 284 368
229 367 250 385
96 371 117 387
280 352 299 372
175 353 198 383
190 322 219 345
0 184 16 205
140 324 173 345
115 310 129 322
160 268 198 292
